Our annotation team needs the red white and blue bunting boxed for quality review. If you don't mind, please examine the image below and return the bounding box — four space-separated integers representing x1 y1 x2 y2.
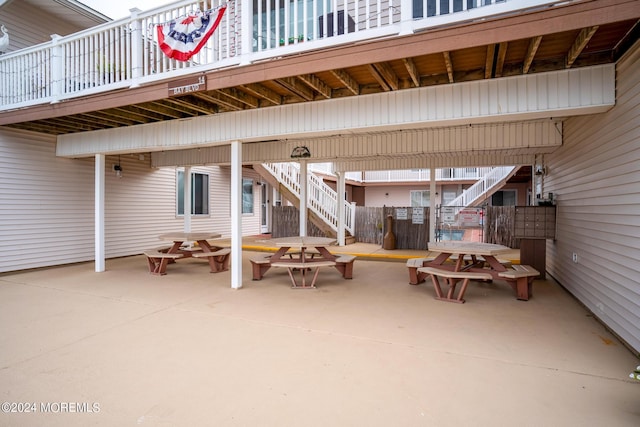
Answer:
156 4 227 62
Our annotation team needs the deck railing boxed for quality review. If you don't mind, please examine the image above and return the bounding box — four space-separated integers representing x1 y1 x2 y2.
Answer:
310 163 494 182
0 0 559 110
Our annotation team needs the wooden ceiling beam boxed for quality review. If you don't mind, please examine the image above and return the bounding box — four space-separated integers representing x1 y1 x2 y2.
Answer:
239 83 282 106
166 97 218 115
495 42 508 77
140 102 188 119
298 74 332 99
216 88 260 108
191 92 243 111
373 62 399 91
402 57 420 87
485 44 496 79
523 35 542 74
330 69 359 95
152 99 205 116
274 77 315 101
443 51 454 83
566 26 599 68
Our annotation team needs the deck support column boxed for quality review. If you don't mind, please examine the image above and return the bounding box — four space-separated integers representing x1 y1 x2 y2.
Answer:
230 140 243 289
95 154 105 272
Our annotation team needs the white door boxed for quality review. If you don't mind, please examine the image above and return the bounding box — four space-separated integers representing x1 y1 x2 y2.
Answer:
260 183 269 233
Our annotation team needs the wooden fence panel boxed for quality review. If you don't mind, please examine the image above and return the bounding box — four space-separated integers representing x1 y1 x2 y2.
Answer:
271 206 324 238
383 206 430 250
485 206 518 248
354 206 383 244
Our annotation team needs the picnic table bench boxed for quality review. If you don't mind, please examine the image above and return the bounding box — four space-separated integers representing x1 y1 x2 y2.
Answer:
418 266 493 303
250 252 356 282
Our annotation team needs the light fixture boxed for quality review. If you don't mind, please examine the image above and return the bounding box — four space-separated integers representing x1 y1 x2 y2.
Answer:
290 146 311 159
113 155 123 178
534 165 546 176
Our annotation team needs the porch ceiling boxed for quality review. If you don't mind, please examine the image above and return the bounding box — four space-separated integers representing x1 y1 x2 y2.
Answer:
1 0 639 137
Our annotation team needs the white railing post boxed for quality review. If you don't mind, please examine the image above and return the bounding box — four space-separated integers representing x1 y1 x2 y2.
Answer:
129 8 142 88
50 34 63 103
399 0 414 35
337 171 345 246
240 0 252 64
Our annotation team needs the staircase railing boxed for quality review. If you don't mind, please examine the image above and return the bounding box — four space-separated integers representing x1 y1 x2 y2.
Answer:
263 163 355 235
446 166 517 211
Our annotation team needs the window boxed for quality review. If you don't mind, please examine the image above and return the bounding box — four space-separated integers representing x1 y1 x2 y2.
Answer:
177 170 209 215
242 178 254 214
442 190 457 206
492 190 517 206
253 0 319 51
410 190 430 207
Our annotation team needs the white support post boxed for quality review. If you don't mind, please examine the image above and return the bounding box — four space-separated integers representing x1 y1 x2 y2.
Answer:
184 166 192 232
230 140 243 289
299 160 308 237
95 154 105 272
336 171 346 246
429 168 437 244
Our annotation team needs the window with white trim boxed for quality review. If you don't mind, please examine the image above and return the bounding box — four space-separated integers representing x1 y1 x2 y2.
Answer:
410 190 430 207
242 178 254 214
177 170 209 216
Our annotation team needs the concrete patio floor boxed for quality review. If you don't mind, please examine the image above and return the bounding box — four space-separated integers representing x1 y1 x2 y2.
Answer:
1 243 639 426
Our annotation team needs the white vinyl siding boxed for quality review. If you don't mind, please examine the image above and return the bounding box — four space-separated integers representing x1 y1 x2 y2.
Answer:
0 130 94 272
0 1 103 52
545 43 640 352
0 133 262 272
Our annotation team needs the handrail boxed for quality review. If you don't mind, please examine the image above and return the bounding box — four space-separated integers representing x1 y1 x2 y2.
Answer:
446 166 516 210
0 0 559 110
262 162 355 235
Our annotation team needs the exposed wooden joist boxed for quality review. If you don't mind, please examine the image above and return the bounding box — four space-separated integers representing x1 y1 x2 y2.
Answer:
238 83 282 106
372 62 399 91
402 58 420 87
495 42 508 77
166 97 218 115
298 74 332 99
330 69 359 95
216 88 259 108
160 98 213 115
523 36 543 74
443 52 454 83
192 92 244 111
115 105 168 121
566 26 599 68
274 77 315 101
136 102 185 119
485 44 496 78
83 111 139 126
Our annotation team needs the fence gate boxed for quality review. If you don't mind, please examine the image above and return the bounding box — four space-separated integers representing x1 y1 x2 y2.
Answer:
436 206 485 243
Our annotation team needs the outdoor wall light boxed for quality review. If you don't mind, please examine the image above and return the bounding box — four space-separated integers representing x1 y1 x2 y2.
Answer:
290 146 311 159
113 164 123 178
113 157 123 179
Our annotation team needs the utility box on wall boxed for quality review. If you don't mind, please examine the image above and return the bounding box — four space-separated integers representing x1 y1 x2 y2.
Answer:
514 206 556 279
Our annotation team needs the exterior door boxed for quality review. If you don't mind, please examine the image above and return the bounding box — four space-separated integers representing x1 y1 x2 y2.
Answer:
260 183 269 233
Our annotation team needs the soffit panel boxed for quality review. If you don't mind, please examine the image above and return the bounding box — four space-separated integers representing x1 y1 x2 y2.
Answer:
59 65 608 158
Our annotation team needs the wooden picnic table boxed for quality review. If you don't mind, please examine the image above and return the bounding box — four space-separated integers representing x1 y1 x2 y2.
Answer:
268 236 338 288
144 232 229 275
415 241 539 301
